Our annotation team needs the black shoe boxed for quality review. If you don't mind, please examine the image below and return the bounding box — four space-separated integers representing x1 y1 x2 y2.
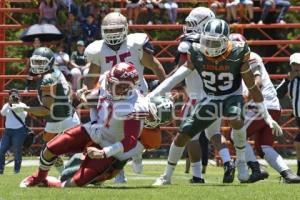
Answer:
280 169 300 183
223 160 235 183
247 161 269 183
190 176 205 184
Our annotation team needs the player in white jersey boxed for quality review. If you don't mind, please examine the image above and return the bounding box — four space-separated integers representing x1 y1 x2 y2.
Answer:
20 62 151 188
230 33 300 183
82 11 166 95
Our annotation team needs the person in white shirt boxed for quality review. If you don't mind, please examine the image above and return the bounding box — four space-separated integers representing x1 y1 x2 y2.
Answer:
0 89 28 174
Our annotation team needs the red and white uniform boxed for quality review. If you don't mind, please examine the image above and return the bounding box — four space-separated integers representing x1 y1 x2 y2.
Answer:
46 88 149 186
242 52 281 157
84 88 149 158
85 33 150 93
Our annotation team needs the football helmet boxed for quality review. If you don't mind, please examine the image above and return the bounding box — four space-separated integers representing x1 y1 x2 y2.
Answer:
183 7 215 34
229 33 247 43
106 62 139 101
30 47 54 74
101 12 128 46
145 96 174 128
200 19 230 57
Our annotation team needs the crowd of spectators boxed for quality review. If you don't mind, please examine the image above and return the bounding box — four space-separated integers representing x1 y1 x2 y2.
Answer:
31 0 292 92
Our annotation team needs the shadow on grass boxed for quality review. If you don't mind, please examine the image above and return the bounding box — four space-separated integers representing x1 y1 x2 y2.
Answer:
86 185 164 190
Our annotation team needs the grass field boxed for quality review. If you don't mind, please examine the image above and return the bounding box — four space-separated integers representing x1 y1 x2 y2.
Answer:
0 161 300 200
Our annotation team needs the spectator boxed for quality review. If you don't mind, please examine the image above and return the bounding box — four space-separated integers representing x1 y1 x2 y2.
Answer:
39 0 58 25
258 0 291 24
238 0 254 23
0 89 28 174
126 0 142 25
24 38 42 92
143 0 165 24
210 0 236 23
54 44 71 81
64 12 82 54
70 40 90 90
164 0 178 24
81 14 99 45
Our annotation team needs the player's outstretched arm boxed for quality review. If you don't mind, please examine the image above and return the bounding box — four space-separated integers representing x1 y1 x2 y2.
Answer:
241 62 283 136
148 61 193 98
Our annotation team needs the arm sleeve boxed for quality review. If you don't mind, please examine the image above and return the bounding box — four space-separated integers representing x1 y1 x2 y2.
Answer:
148 66 192 97
0 103 10 117
276 78 289 99
103 119 141 157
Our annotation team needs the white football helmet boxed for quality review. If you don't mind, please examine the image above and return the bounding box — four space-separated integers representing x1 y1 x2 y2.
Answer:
101 12 128 46
200 19 230 57
183 7 215 34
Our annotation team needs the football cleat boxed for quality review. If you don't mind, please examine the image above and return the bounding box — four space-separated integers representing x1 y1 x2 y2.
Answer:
280 169 300 184
247 161 269 183
223 160 235 183
236 161 249 183
131 156 143 174
20 175 48 188
190 176 205 184
114 170 127 184
152 175 171 186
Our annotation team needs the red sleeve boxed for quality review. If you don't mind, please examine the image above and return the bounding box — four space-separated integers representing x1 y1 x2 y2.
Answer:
121 119 141 152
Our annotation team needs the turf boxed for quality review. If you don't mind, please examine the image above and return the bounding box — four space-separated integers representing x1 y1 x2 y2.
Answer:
0 162 300 200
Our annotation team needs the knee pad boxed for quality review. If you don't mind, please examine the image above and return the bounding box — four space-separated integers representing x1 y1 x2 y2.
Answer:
295 133 300 142
231 128 246 149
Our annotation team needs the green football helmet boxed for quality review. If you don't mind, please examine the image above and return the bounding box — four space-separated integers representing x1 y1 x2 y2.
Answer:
30 47 55 74
145 96 174 129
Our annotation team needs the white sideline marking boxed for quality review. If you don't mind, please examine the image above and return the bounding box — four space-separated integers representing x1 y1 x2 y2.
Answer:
6 159 297 167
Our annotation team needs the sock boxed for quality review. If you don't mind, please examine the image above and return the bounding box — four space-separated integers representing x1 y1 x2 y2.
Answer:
297 161 300 176
262 145 289 173
191 161 202 179
232 128 246 162
245 143 257 162
219 148 231 163
36 168 49 180
165 142 185 179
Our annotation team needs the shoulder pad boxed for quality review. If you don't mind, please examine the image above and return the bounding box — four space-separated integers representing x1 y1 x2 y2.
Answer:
84 40 103 63
127 33 149 47
178 40 191 53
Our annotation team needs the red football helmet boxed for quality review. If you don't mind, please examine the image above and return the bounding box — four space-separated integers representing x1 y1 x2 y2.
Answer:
228 33 247 43
106 62 139 100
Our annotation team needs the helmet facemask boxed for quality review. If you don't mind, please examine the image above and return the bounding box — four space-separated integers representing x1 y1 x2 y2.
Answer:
101 24 128 46
200 33 229 57
30 55 53 74
106 76 138 101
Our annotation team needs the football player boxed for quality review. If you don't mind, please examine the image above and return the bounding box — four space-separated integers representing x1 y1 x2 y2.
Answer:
58 95 174 184
231 33 300 183
20 62 152 187
12 47 81 172
150 19 282 185
172 7 235 184
82 11 166 95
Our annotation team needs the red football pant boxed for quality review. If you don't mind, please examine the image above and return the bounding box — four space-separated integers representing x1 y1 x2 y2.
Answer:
246 110 281 158
46 125 116 186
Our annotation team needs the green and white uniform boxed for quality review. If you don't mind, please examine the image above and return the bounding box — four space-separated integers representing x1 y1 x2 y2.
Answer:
38 68 80 134
180 41 250 137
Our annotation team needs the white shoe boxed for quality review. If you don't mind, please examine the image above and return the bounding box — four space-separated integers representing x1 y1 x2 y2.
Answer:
132 157 143 174
237 161 249 183
114 170 127 184
278 20 286 24
147 21 153 25
152 175 171 186
258 20 264 24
